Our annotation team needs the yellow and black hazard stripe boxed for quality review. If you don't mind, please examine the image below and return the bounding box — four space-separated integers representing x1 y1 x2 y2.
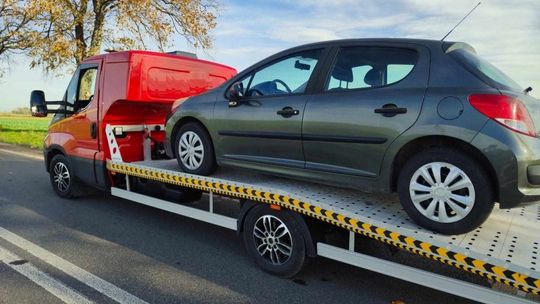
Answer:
107 162 540 295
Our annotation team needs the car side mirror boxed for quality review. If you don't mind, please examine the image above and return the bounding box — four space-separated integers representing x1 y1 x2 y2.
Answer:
226 82 244 107
30 90 48 117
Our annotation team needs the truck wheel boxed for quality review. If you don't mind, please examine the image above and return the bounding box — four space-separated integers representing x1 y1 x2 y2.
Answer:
397 148 494 235
243 205 306 278
175 122 216 175
49 154 81 198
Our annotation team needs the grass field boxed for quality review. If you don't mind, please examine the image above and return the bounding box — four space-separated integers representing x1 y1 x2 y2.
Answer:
0 115 50 148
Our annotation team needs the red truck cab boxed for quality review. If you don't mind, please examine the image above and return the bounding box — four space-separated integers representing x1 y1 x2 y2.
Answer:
30 50 236 196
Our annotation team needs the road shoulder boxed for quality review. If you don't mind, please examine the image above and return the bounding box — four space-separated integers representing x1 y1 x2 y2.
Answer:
0 142 43 160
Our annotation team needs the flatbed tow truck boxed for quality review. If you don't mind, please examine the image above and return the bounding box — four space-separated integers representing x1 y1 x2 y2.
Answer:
31 50 539 304
102 123 540 304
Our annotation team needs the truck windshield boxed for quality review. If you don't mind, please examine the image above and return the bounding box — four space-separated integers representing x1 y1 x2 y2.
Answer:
448 48 522 91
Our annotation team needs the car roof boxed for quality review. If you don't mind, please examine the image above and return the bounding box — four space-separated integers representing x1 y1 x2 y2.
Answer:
291 38 457 50
251 38 474 68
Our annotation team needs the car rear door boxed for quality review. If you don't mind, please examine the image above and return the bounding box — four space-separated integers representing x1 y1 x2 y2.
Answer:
302 43 430 178
213 49 325 168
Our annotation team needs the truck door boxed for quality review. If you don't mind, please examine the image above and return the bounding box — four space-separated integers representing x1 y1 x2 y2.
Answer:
60 60 102 186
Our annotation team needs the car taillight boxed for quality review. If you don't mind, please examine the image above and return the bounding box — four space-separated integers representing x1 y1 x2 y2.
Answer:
468 94 536 137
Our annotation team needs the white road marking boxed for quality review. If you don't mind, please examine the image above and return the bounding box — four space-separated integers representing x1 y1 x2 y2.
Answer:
0 245 94 304
0 148 43 160
0 226 149 304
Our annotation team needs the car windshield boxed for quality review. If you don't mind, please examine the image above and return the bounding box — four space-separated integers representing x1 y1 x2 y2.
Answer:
449 48 522 91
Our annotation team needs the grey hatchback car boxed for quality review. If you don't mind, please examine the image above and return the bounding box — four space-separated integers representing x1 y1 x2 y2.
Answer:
165 39 540 235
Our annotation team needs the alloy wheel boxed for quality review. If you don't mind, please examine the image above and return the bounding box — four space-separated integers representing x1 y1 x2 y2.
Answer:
53 162 70 192
253 215 293 265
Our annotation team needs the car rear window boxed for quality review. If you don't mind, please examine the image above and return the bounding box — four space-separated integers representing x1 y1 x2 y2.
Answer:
448 48 522 91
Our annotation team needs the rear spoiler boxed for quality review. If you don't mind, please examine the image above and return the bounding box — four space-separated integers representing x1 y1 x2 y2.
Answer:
442 42 476 54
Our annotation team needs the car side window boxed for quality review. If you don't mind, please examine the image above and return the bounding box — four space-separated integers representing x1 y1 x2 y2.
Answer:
246 49 322 97
326 47 418 91
234 74 253 97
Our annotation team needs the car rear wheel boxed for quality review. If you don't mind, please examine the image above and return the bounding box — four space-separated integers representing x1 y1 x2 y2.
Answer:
175 122 216 175
243 205 306 278
49 154 81 198
397 148 494 235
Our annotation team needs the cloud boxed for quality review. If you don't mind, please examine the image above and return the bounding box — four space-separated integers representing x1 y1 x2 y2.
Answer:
269 26 340 43
1 0 539 110
400 0 540 92
206 0 540 96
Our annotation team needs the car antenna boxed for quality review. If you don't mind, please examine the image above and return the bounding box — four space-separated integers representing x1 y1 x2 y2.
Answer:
441 2 482 41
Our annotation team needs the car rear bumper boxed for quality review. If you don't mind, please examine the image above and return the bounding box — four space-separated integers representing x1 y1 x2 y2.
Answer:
472 120 540 209
164 137 175 159
527 165 540 185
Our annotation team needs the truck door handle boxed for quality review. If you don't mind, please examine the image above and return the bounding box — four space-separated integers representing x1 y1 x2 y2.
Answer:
91 122 97 139
374 104 407 117
277 107 299 118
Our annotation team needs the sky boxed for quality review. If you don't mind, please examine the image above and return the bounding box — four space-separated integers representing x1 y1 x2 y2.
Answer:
1 0 539 111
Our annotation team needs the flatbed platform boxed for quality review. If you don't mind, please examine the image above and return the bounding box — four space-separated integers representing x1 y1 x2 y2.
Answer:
107 159 540 296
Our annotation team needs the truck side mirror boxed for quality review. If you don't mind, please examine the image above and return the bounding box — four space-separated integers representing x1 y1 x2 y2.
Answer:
30 90 48 117
225 82 244 107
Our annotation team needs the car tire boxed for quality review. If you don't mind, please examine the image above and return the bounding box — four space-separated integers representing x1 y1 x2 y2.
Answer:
175 122 216 175
397 148 494 235
243 204 306 278
49 154 82 198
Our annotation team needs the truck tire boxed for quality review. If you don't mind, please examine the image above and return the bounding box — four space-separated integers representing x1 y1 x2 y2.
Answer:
243 204 306 278
175 122 216 175
49 154 82 198
397 148 494 235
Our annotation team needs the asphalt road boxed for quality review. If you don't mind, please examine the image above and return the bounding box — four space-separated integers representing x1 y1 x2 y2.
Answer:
0 144 479 304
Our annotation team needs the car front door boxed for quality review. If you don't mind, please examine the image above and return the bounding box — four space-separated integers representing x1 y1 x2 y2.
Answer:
302 44 429 178
213 49 324 169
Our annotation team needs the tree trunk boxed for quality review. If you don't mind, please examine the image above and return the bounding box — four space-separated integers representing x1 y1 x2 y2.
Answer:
74 22 86 64
73 0 89 64
88 1 105 57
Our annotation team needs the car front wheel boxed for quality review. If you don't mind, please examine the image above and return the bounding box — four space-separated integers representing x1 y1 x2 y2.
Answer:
175 122 216 175
397 148 494 235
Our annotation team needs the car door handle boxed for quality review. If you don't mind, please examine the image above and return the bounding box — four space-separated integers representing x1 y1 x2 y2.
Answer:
374 104 407 117
277 107 300 118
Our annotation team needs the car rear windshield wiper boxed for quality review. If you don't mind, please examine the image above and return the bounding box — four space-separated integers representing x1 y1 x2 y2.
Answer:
524 86 533 94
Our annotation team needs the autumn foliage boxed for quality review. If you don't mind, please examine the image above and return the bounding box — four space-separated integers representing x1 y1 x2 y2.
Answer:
0 0 219 74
